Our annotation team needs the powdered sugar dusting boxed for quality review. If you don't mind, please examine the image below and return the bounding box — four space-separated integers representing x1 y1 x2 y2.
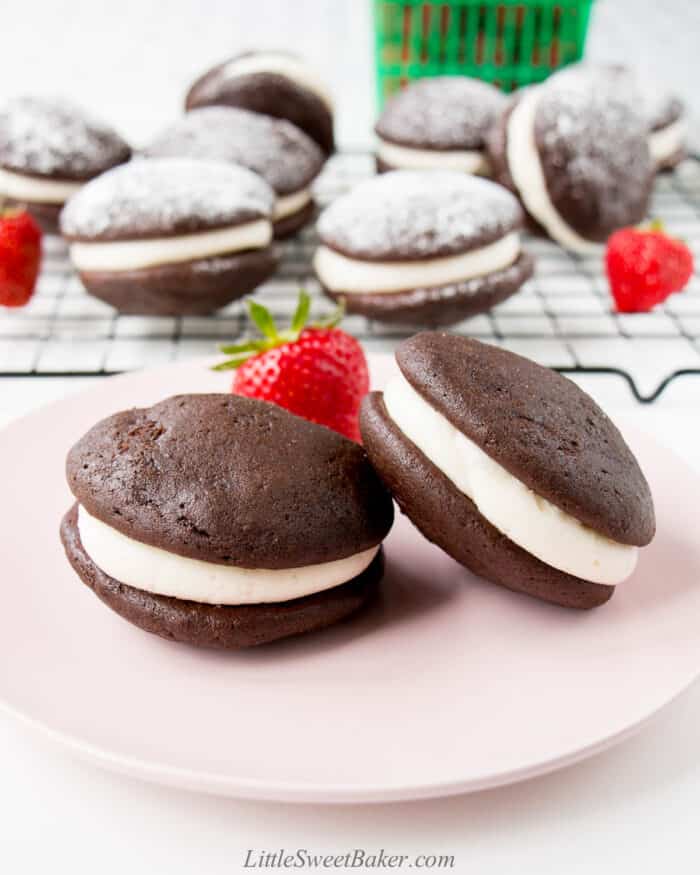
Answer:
0 97 130 179
146 107 323 195
535 66 652 236
376 77 507 150
317 171 522 261
60 158 275 241
552 63 683 132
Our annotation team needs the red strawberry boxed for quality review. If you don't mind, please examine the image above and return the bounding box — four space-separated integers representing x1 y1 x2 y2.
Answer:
0 208 42 307
214 291 369 442
606 221 693 313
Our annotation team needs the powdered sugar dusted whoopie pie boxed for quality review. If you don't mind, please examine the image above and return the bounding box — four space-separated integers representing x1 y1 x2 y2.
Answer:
146 107 324 238
185 50 334 154
61 394 394 648
375 76 507 175
541 63 686 172
360 333 655 609
487 66 654 253
60 158 276 315
313 170 533 326
0 97 130 232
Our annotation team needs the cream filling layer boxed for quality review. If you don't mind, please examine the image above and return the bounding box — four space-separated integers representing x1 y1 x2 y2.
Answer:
507 87 602 255
383 373 638 585
0 166 83 204
376 138 489 174
69 220 272 272
648 118 686 163
313 232 519 295
273 187 311 221
77 505 379 605
222 53 334 110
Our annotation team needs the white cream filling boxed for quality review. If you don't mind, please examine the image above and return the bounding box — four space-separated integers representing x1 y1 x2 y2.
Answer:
376 138 489 174
507 87 602 255
383 373 638 585
0 166 83 204
313 231 519 295
77 505 379 605
648 117 686 163
69 220 272 272
222 52 334 110
273 187 311 221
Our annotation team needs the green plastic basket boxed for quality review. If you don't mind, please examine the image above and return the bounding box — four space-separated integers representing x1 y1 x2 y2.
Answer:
373 0 594 106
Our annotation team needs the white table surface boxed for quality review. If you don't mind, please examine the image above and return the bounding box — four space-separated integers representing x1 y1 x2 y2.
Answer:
0 372 699 874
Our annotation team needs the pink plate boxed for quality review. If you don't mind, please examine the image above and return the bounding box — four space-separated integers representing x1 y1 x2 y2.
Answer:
1 354 700 804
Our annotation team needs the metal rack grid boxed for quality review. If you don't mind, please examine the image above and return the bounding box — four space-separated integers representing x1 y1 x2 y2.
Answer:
2 152 700 402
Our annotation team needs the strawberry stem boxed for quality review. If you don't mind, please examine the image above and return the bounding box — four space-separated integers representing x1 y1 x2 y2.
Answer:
212 289 345 372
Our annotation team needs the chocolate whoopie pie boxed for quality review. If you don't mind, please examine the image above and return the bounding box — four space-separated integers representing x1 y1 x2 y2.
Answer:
61 394 394 648
487 66 653 254
313 170 534 326
360 333 655 609
375 76 506 175
59 158 277 315
146 107 324 238
185 50 334 155
0 97 130 232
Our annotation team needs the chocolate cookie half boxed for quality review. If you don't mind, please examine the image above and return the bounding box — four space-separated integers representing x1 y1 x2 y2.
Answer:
61 394 394 648
0 97 130 233
313 170 534 326
59 158 277 315
375 76 506 175
146 107 324 238
487 65 653 253
360 333 655 609
185 50 334 154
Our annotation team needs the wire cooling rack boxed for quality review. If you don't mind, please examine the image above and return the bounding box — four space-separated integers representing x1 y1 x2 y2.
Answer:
1 152 700 402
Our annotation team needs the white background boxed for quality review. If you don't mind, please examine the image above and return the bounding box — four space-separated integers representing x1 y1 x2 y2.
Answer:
1 1 700 872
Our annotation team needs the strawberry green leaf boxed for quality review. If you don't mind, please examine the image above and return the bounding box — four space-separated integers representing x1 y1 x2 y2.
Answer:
312 298 345 330
218 339 267 356
211 354 253 371
248 299 278 340
291 289 311 335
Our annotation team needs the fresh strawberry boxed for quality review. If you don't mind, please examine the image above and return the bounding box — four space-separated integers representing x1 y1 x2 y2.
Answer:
605 221 693 313
214 291 369 442
0 208 42 307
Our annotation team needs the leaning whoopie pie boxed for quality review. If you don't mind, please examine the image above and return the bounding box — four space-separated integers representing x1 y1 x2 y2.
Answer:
374 76 506 175
146 107 324 238
360 333 655 609
487 66 653 254
313 170 534 326
59 158 277 315
61 394 394 648
185 50 334 155
0 96 130 232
